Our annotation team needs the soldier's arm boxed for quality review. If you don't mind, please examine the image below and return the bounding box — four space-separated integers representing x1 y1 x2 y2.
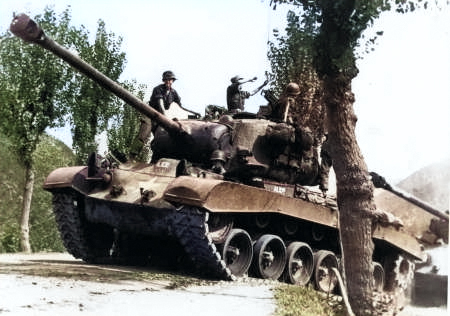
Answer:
250 79 269 96
175 90 181 106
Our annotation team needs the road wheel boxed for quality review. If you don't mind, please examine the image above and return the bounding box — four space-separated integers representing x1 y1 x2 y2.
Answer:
252 234 286 280
284 242 314 285
220 228 253 277
207 213 233 244
313 250 338 293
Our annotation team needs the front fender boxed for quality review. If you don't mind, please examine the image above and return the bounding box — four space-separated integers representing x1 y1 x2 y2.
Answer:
43 166 86 190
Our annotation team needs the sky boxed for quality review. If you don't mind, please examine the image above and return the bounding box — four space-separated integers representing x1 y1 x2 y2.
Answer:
1 0 449 184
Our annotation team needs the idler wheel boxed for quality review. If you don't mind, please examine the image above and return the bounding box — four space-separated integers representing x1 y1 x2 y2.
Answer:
252 234 286 280
313 250 338 293
283 242 314 285
207 213 233 244
220 229 253 277
373 261 385 292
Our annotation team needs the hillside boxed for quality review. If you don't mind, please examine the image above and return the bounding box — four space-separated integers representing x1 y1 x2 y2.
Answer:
0 132 75 252
396 158 450 212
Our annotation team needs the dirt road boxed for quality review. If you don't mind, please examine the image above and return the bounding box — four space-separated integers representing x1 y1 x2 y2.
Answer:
0 252 276 316
1 252 447 316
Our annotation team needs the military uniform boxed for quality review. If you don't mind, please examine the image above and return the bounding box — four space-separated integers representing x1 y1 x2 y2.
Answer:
131 71 180 160
149 84 181 114
265 83 332 194
226 78 250 112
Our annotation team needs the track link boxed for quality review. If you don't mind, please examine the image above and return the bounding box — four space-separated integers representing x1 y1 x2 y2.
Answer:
170 206 234 280
53 192 90 260
53 192 114 263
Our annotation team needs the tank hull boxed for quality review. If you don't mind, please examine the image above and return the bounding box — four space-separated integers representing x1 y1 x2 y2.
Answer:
44 158 425 286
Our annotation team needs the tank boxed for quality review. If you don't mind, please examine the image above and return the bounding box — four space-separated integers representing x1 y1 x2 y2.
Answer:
11 14 434 297
371 172 449 244
371 172 449 307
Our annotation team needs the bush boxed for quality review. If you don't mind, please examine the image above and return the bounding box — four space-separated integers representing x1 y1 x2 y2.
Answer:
0 222 20 253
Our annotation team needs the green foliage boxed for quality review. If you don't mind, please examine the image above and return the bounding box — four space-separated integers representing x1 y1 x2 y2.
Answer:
107 79 147 161
0 135 24 253
0 5 89 252
0 6 85 168
269 0 433 79
273 284 346 316
0 5 142 251
0 223 20 253
69 20 127 164
268 10 317 94
267 9 325 136
0 132 75 253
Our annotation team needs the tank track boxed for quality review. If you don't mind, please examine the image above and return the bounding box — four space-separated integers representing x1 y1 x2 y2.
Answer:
372 253 415 316
52 191 113 263
170 206 234 280
52 190 415 307
53 192 90 260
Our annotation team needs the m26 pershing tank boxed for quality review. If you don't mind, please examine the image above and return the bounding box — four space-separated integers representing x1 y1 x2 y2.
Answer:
11 13 425 295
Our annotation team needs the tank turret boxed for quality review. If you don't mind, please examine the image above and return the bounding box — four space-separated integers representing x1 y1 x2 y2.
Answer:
10 13 326 189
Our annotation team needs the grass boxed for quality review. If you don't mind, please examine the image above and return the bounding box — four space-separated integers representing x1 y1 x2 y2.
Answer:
273 284 347 316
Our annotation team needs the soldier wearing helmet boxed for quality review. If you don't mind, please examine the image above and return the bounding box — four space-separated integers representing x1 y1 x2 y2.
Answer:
149 70 181 115
226 75 268 113
270 82 301 123
265 82 331 196
129 71 182 161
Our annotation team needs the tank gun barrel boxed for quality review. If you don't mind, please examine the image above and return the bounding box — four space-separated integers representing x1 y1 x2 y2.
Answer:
370 172 449 222
9 13 183 135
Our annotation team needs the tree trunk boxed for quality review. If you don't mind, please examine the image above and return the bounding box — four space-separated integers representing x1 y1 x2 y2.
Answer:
323 74 376 315
20 165 34 253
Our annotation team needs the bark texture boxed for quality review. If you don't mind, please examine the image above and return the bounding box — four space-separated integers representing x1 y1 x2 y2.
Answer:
20 166 34 253
323 74 376 315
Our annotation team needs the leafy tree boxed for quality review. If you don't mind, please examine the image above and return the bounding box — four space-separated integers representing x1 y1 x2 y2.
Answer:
69 20 127 164
0 7 84 252
0 6 148 253
107 79 148 161
268 0 435 315
268 9 325 138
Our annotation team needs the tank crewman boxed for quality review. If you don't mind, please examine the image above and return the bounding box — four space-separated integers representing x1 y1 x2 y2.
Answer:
226 75 268 113
266 82 332 195
129 71 181 162
268 82 301 123
149 70 181 115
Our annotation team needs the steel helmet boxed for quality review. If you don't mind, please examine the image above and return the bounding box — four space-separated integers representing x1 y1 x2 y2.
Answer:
210 149 227 162
230 75 243 83
162 70 176 81
285 82 300 96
